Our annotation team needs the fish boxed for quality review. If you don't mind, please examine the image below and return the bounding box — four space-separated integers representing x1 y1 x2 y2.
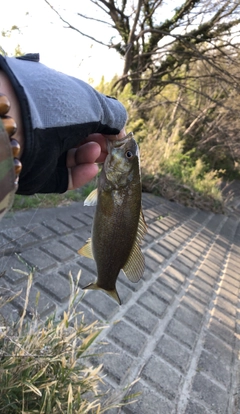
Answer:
78 132 147 305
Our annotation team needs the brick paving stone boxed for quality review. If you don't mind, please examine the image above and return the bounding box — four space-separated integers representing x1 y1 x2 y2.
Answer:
72 213 93 226
35 272 71 303
0 255 30 284
59 234 83 253
143 232 155 244
151 242 172 258
138 291 168 318
215 237 230 250
20 248 56 272
206 253 224 267
142 266 155 281
219 278 238 295
169 230 188 244
215 296 237 317
12 283 56 318
145 225 161 239
155 333 191 373
166 318 197 349
188 219 202 231
141 354 181 400
164 235 182 248
108 320 147 357
185 400 211 414
1 227 38 249
149 280 175 304
176 253 195 268
90 342 134 385
191 373 228 413
195 270 216 288
115 281 132 305
59 261 92 287
72 302 100 326
40 240 75 262
0 232 15 255
122 380 174 414
57 215 84 230
74 225 92 243
191 210 210 224
207 215 224 232
219 218 236 238
191 239 208 251
145 248 165 267
208 317 235 346
0 301 19 323
145 253 162 272
174 304 203 333
163 216 178 227
42 219 70 235
224 266 239 281
165 265 186 285
124 303 159 334
223 271 239 289
29 223 54 241
218 286 238 305
183 245 203 257
203 332 233 365
157 238 178 253
171 259 191 277
191 276 214 295
77 256 97 274
157 271 182 293
82 290 119 320
178 225 194 237
117 271 144 292
212 307 236 330
201 261 221 275
197 350 231 388
181 293 206 316
187 284 212 305
211 245 227 257
152 220 170 232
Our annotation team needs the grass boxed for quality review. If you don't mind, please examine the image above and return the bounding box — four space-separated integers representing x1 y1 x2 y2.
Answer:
11 180 97 212
0 270 137 413
139 126 225 214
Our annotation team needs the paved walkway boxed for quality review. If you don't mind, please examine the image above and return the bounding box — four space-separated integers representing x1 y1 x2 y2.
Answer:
0 193 240 414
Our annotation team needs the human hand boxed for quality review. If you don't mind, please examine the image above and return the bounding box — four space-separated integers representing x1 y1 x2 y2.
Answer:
67 128 127 190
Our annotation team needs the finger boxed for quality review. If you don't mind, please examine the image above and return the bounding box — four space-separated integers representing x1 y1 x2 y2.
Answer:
67 142 101 168
68 163 99 190
84 133 108 152
102 127 127 141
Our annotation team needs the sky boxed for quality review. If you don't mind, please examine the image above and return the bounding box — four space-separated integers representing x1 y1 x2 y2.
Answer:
0 0 124 85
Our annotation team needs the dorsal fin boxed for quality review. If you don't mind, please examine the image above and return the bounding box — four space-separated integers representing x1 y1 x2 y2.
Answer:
122 208 147 282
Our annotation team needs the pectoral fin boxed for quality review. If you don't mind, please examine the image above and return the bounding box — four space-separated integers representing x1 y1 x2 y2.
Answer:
78 238 94 259
84 188 98 206
83 282 121 305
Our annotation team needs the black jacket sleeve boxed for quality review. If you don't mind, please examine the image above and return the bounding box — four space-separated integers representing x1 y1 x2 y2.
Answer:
0 54 127 194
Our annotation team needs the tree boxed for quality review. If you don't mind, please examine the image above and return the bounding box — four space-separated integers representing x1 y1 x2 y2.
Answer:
45 0 240 95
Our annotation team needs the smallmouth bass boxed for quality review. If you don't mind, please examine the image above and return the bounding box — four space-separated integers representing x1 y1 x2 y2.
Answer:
78 132 147 304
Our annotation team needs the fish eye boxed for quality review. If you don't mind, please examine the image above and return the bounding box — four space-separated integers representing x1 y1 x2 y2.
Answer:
125 150 134 159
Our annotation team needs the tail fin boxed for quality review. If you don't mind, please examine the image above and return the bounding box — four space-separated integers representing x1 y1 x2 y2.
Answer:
83 282 121 305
